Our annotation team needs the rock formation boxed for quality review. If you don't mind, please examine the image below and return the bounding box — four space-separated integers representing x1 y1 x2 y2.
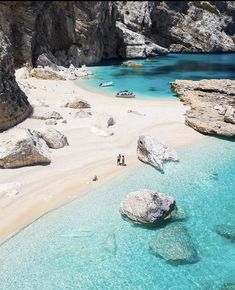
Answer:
137 135 178 172
119 189 176 224
215 224 235 242
64 97 91 109
0 30 31 132
0 1 235 130
0 128 51 168
171 79 235 137
149 223 199 265
32 107 63 120
33 126 69 149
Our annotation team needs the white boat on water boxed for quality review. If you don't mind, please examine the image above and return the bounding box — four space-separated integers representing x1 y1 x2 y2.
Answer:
99 82 113 87
115 90 135 98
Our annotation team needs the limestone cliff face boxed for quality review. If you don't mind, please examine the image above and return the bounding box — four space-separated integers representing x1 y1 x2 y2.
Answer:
0 29 31 132
117 1 235 53
0 1 235 131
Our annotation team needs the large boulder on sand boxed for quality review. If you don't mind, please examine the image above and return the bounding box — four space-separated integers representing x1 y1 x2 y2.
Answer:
30 67 65 80
137 135 178 172
149 223 199 265
32 107 63 120
34 127 68 149
0 128 51 168
119 189 176 224
64 97 90 109
94 113 115 129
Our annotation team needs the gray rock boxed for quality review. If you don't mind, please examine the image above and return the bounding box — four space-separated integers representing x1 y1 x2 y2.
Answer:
224 106 235 124
0 30 31 132
116 21 168 59
32 107 63 120
64 97 91 109
137 135 178 172
45 119 57 125
119 189 176 224
149 223 199 265
34 126 68 149
0 128 51 168
215 225 235 242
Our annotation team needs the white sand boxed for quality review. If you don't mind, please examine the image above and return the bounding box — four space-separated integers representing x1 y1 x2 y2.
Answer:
0 77 205 241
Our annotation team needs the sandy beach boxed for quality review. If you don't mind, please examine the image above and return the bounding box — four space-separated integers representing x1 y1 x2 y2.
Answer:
0 76 205 242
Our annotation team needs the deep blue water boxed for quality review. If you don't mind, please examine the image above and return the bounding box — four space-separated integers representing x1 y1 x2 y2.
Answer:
77 53 235 99
0 137 235 290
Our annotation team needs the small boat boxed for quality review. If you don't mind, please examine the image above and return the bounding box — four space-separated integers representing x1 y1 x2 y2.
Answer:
115 90 135 98
99 82 113 87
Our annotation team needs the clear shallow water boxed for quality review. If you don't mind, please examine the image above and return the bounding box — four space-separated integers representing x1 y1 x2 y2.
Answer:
77 53 235 99
0 137 235 290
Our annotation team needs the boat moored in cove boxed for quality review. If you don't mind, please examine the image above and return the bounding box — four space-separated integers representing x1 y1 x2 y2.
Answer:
99 82 113 87
115 90 135 98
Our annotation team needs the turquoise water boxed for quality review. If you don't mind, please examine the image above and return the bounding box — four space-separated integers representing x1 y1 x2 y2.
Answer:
0 137 235 289
78 53 235 99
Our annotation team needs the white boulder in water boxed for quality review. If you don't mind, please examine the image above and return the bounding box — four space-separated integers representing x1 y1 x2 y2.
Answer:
137 135 178 172
119 189 176 224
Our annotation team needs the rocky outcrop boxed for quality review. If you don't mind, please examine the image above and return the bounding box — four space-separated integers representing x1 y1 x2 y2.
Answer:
32 107 63 120
0 1 235 131
116 1 235 53
116 21 168 59
149 223 199 265
0 30 31 131
137 135 178 172
34 126 68 149
215 224 235 242
119 189 176 224
171 79 235 137
0 128 51 168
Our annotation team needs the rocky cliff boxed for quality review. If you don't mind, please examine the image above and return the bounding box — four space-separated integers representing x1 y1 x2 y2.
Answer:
0 1 235 131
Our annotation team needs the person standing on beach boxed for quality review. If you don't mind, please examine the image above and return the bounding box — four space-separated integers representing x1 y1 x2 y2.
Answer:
121 155 125 166
117 154 121 166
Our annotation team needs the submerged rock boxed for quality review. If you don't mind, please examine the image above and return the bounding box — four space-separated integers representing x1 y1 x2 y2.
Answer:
119 189 176 224
150 223 199 265
0 128 51 168
137 135 178 172
215 225 235 242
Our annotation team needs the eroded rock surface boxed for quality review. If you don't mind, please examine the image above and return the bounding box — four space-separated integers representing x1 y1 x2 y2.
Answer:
215 224 235 242
34 126 68 149
171 79 235 137
149 223 199 265
0 128 51 168
32 107 63 120
137 135 178 172
119 189 176 224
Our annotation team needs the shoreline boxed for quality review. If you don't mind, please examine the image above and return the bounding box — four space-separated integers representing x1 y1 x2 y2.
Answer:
0 77 205 242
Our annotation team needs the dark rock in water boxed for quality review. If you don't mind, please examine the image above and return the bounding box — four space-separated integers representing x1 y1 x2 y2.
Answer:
150 223 199 265
220 282 235 290
149 86 157 92
215 225 235 242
